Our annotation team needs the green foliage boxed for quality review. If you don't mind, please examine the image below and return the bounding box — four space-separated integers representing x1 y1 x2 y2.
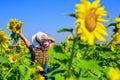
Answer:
0 57 8 63
10 32 20 45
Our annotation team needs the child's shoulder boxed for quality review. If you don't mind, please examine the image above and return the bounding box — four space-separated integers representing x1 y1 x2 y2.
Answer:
29 44 34 50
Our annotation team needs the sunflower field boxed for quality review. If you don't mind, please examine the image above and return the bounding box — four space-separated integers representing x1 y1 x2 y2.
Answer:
1 0 120 80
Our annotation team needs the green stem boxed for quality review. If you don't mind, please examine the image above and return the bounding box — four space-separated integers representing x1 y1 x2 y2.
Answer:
3 68 13 80
0 46 1 56
78 68 82 78
0 45 3 57
83 45 89 59
47 67 62 76
68 33 76 71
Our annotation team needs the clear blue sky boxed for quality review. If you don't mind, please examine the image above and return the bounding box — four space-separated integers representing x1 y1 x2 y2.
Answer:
0 0 120 44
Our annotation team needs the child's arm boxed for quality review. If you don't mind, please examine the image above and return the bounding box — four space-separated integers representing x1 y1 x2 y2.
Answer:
18 33 30 48
47 37 56 49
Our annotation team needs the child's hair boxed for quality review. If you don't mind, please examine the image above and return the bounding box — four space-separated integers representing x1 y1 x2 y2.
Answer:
33 40 49 67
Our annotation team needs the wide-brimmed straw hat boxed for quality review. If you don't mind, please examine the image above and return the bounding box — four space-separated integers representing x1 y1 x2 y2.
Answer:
31 32 48 48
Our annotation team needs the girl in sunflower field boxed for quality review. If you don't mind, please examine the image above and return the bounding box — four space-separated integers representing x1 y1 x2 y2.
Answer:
18 32 55 80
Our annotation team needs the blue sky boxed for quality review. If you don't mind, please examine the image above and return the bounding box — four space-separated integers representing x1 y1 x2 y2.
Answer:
0 0 120 44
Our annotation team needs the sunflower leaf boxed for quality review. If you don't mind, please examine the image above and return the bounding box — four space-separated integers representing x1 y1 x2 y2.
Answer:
106 23 116 28
57 28 73 33
0 57 7 63
65 14 76 18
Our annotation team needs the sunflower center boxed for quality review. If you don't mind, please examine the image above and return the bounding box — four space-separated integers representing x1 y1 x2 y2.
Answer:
12 55 17 61
16 24 21 30
85 11 97 32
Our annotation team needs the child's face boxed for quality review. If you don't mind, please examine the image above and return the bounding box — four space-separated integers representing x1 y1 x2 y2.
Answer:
39 40 49 47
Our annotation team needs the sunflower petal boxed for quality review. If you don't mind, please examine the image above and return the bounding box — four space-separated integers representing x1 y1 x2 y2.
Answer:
98 18 108 22
94 31 106 42
96 24 108 36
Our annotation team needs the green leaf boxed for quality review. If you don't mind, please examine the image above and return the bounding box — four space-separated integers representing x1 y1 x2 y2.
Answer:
11 33 20 45
57 28 73 33
73 58 103 72
54 74 65 80
78 77 95 80
65 14 76 18
0 57 7 63
19 65 26 77
24 69 31 80
10 32 15 40
106 23 116 28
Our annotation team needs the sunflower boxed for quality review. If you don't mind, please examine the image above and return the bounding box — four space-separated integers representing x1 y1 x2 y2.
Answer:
108 67 120 80
75 0 108 45
9 54 18 63
18 40 29 53
109 16 120 51
35 75 45 80
65 34 73 44
0 28 10 49
76 52 82 58
32 66 43 74
18 40 26 48
7 18 23 33
109 42 115 52
112 32 120 43
115 17 120 23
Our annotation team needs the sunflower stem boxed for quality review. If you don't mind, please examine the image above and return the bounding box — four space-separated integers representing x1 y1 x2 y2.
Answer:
3 68 13 80
0 45 2 56
83 45 89 59
68 32 76 74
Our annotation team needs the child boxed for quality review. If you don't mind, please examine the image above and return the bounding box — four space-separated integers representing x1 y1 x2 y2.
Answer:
18 32 55 80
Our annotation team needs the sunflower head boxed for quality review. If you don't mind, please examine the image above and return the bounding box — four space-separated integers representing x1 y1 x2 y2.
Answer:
0 28 10 49
18 40 26 48
9 54 18 63
108 67 120 80
32 66 43 74
76 53 82 58
75 0 108 45
35 75 45 80
7 18 23 33
65 34 73 44
7 18 17 32
115 17 120 23
110 16 120 48
16 22 23 33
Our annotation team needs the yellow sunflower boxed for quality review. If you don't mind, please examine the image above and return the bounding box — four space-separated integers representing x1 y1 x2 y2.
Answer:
112 32 120 43
7 18 23 33
110 16 120 51
75 0 108 45
18 40 29 53
109 42 115 52
32 66 43 74
116 23 120 29
18 40 26 48
76 52 82 58
115 17 120 23
9 54 18 63
0 28 10 49
35 75 45 80
65 34 73 44
115 17 120 29
108 67 120 80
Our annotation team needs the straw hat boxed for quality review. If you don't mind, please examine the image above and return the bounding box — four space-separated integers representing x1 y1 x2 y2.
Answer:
31 32 48 48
